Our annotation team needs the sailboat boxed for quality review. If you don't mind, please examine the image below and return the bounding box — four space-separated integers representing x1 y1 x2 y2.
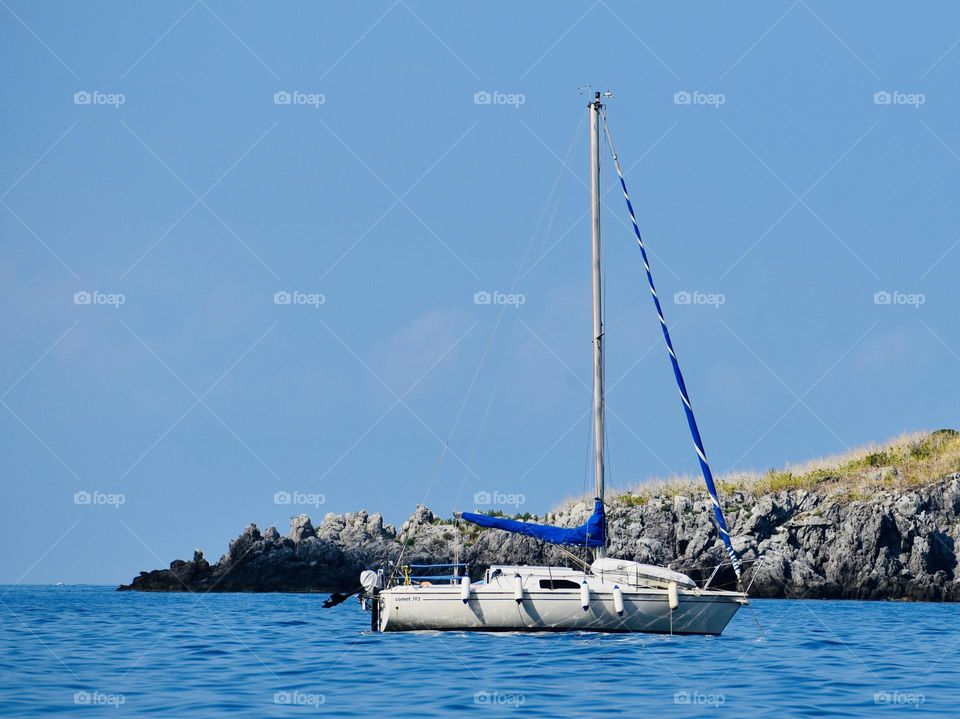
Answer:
359 93 748 634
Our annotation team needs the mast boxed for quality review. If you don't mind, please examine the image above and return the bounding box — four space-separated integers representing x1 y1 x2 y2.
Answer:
589 91 606 558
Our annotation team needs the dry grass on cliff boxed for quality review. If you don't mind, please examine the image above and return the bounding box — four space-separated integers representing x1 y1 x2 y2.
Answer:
610 429 960 505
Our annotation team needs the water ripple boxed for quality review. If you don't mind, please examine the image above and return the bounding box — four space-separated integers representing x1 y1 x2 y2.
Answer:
0 587 956 716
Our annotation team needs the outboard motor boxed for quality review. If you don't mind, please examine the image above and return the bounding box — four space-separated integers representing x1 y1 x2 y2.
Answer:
360 570 384 631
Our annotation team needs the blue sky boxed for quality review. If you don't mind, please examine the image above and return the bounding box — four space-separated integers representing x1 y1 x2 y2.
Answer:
2 2 958 584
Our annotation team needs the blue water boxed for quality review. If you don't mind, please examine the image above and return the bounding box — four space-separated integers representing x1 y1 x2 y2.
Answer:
0 587 956 717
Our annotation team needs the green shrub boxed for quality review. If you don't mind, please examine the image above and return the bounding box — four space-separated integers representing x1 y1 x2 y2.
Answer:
616 492 649 507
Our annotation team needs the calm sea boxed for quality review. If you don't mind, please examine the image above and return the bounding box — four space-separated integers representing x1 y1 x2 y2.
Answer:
0 586 955 717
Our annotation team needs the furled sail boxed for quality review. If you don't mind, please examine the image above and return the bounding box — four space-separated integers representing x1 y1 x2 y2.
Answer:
460 498 606 548
600 111 742 579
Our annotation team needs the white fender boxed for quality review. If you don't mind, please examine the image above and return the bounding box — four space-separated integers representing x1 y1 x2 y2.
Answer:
513 574 523 603
580 580 590 610
668 580 679 611
612 585 624 616
460 576 471 603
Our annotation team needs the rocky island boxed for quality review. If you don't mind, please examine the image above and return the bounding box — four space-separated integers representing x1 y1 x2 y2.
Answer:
120 430 960 601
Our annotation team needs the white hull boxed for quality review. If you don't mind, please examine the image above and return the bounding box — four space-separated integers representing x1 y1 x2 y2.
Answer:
373 566 746 635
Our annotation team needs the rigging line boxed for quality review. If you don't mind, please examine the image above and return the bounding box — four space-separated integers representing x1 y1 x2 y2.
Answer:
582 394 593 501
555 543 590 571
401 115 588 580
391 441 452 584
420 308 501 502
521 111 588 284
413 124 579 507
671 556 762 574
744 554 766 593
600 109 741 579
603 403 614 495
450 112 587 514
466 115 590 510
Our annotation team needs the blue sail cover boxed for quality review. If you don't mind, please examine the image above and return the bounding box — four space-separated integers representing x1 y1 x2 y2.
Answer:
461 499 606 548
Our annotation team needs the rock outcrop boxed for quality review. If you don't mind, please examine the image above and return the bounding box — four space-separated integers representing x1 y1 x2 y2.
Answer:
120 473 960 600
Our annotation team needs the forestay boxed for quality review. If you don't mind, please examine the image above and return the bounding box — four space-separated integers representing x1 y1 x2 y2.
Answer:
600 110 742 579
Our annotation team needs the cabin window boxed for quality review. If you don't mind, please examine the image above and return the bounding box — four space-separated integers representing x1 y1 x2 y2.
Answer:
539 579 581 590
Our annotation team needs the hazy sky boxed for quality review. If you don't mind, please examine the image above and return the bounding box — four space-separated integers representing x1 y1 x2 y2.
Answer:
2 2 958 583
